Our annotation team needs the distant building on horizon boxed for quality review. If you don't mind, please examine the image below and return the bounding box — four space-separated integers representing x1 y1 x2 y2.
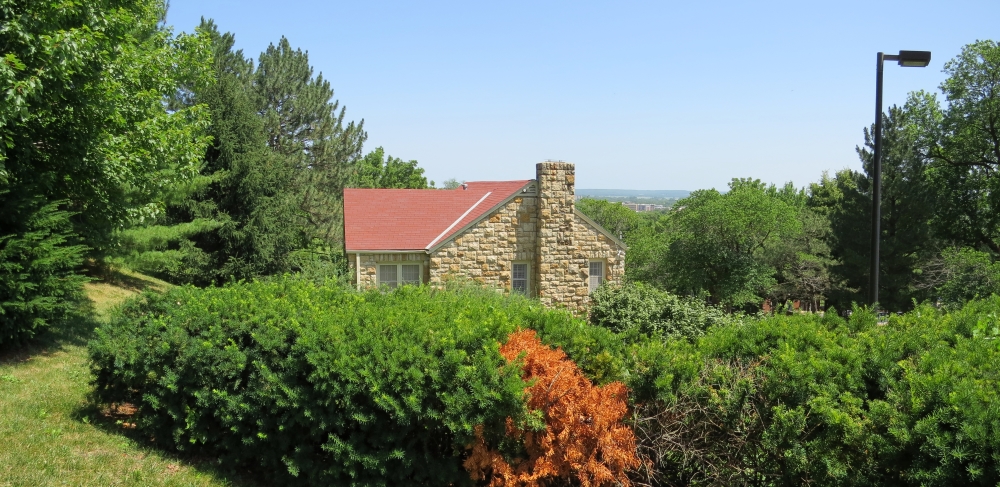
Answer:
620 202 665 212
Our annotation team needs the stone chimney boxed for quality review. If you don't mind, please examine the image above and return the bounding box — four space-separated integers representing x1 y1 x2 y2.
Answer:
535 162 586 309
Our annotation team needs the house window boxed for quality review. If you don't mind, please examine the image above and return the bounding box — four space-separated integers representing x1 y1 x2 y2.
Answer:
589 260 604 293
378 263 422 288
512 262 529 295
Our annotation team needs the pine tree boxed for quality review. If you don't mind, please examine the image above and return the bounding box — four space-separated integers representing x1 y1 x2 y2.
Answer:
119 21 305 285
0 192 88 346
813 104 938 310
252 38 367 245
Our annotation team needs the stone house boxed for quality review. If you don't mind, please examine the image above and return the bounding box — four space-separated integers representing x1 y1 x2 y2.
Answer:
344 162 626 311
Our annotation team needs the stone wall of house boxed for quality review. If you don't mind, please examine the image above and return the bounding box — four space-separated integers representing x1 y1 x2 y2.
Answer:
427 193 539 289
425 162 627 313
351 161 626 313
574 212 626 286
349 252 430 289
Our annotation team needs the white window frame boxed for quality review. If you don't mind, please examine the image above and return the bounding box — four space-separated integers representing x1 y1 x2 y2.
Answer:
511 262 530 296
377 263 423 289
588 260 605 293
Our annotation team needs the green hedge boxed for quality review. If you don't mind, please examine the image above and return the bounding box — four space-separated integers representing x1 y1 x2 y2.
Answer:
89 275 1000 486
629 301 1000 486
90 280 552 485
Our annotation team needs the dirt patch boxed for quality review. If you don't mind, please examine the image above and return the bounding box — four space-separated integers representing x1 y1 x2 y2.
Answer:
102 402 138 429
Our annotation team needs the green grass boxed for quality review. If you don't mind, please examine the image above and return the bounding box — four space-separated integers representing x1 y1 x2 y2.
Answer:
0 268 257 487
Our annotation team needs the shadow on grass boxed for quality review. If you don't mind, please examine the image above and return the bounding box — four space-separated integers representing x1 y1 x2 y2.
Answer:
0 261 174 362
0 300 98 366
85 265 170 293
72 401 265 487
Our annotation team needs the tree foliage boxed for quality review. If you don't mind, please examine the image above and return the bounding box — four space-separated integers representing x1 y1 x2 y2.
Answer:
0 195 88 346
576 198 642 241
924 41 1000 255
657 179 801 307
921 247 1000 308
1 0 209 341
808 102 939 311
117 21 305 285
114 21 385 284
351 146 431 189
253 37 367 243
0 0 212 250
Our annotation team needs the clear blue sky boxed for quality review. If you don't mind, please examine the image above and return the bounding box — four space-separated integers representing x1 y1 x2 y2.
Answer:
165 0 999 191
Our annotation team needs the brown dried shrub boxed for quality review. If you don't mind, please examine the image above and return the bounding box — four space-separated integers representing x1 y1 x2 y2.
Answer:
465 329 639 487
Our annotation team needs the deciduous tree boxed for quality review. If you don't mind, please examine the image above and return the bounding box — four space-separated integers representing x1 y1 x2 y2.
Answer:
351 146 430 189
924 40 1000 254
658 179 801 308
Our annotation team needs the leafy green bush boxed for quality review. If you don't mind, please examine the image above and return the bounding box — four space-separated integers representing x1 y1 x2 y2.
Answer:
0 196 88 346
88 278 607 486
628 301 1000 486
88 273 1000 486
589 282 734 342
866 298 1000 486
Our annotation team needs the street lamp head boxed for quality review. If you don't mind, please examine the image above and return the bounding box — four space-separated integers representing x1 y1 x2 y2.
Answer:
897 50 931 67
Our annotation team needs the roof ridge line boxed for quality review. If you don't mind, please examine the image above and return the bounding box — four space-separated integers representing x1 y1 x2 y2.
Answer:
425 191 492 249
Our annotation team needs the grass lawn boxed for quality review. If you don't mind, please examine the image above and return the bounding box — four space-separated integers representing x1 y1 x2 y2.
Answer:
0 268 256 487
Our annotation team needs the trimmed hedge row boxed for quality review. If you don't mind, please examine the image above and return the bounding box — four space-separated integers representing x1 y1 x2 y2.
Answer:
629 301 1000 486
90 275 1000 486
90 279 569 485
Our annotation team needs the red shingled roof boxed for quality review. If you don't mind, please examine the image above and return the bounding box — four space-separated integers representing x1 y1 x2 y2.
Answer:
344 180 531 251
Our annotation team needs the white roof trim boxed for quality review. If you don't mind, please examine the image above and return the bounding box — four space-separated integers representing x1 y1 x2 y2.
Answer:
426 181 535 254
346 249 431 254
424 191 492 249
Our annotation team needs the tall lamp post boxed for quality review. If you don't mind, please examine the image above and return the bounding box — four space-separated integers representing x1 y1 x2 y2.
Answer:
870 50 931 306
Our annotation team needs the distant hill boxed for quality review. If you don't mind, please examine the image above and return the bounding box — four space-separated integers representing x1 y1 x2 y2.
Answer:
577 189 690 199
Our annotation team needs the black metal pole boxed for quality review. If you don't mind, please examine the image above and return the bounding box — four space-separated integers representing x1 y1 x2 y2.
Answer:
870 52 884 306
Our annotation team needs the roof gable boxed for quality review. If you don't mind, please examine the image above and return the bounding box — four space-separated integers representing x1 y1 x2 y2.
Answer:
344 180 531 251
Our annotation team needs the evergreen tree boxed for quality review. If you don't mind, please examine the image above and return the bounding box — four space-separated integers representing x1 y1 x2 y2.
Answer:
0 192 88 346
118 21 305 285
812 104 938 310
252 38 367 244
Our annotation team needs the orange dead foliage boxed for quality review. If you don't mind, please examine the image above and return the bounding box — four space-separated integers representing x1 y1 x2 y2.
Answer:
464 329 639 487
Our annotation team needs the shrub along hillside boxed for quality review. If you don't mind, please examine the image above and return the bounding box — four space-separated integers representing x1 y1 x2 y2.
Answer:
88 278 630 486
628 301 1000 486
89 277 1000 486
589 281 737 342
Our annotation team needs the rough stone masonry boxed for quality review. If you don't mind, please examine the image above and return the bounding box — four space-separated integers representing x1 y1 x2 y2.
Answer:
352 162 625 313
